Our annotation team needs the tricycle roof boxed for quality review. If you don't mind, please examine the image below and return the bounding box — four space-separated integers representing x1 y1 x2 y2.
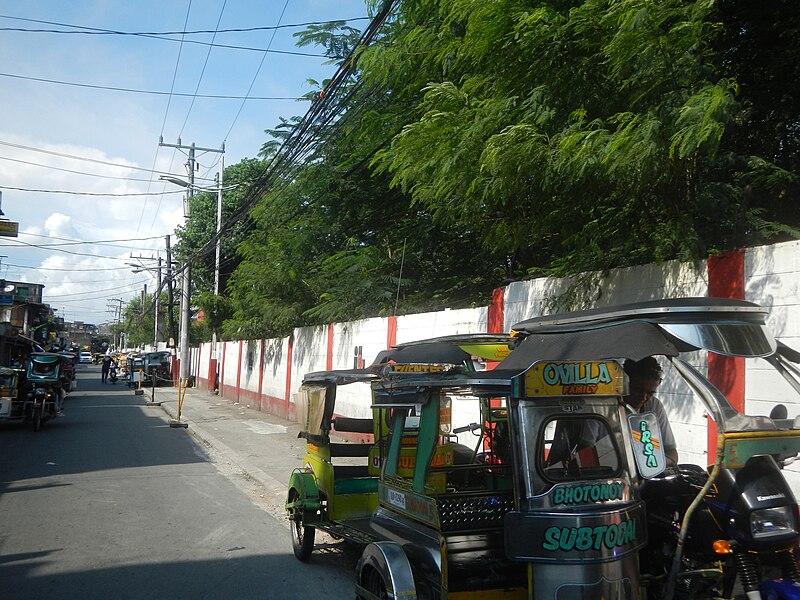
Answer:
504 297 776 367
30 352 61 363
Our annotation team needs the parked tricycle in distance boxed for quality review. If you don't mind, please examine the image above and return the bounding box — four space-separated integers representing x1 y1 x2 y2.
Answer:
286 298 800 600
0 366 27 423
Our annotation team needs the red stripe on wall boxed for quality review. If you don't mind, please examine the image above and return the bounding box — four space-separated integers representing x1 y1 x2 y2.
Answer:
285 333 294 414
488 287 505 333
326 323 334 370
387 315 398 349
219 342 226 398
706 249 746 463
708 249 745 300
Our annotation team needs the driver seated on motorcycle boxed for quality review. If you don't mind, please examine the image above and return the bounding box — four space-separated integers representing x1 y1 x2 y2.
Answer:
573 357 679 467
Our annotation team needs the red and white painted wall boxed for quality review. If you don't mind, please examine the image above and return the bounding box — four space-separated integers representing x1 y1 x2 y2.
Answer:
185 240 800 486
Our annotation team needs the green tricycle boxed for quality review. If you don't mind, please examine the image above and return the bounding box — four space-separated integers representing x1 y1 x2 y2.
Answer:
287 299 800 600
25 352 65 431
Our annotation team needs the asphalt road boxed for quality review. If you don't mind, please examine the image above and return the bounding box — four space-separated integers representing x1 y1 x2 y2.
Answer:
0 364 356 599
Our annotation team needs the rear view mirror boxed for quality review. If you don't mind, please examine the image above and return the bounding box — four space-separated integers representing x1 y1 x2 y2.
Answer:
628 413 666 479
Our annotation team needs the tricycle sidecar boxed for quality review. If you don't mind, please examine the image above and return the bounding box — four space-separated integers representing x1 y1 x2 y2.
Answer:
286 335 514 562
0 366 27 423
349 298 800 600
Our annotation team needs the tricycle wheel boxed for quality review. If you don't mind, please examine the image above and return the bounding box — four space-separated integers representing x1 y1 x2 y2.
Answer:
32 407 42 432
288 489 315 561
362 567 389 600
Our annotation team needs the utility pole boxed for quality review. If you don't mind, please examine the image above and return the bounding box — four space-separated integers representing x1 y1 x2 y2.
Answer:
154 256 162 348
166 235 175 348
128 253 163 350
107 298 124 349
159 138 224 387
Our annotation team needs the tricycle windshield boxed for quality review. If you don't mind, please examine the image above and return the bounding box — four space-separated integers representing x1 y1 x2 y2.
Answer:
518 400 624 498
661 323 775 357
31 361 58 377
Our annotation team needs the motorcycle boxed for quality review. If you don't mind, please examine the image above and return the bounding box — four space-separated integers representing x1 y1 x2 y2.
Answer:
109 364 118 384
24 352 65 431
641 403 800 600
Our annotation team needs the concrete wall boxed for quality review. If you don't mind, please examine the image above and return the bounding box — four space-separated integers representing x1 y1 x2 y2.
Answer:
190 241 800 485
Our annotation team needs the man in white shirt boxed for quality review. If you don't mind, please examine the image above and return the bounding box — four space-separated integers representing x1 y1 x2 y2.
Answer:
623 357 678 466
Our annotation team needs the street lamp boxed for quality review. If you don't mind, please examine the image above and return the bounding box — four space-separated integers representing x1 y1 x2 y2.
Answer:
159 168 242 376
158 171 241 298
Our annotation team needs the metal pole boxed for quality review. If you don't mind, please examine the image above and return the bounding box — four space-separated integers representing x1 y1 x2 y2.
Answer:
178 144 195 384
153 256 161 349
211 156 224 358
215 155 223 297
166 235 175 346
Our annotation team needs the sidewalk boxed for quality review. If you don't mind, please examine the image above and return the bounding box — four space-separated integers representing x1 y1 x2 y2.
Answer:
148 383 306 522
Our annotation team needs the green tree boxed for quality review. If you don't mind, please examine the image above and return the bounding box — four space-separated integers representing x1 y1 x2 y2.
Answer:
366 0 798 275
181 0 800 340
174 158 268 296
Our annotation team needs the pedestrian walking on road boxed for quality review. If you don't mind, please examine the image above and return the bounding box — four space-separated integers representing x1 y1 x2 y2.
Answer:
101 354 112 384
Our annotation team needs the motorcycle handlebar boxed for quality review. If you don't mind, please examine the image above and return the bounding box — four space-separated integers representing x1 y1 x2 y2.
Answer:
453 422 481 435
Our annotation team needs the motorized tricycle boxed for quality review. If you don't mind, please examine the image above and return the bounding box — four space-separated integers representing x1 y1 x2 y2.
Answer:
287 298 800 599
286 335 513 561
144 351 172 386
58 351 77 392
25 352 65 431
0 366 28 423
126 353 146 388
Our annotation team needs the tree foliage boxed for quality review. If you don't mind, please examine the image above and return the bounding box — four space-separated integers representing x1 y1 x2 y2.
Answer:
174 1 800 340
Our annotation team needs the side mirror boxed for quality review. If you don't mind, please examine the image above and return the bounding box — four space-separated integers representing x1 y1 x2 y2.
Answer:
628 413 667 479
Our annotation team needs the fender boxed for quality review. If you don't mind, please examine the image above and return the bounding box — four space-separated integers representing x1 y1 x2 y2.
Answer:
356 541 417 600
286 469 321 513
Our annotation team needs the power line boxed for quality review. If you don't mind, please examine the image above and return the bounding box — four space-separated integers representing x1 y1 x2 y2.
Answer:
9 232 165 249
0 185 181 197
49 278 150 299
0 71 307 100
0 14 369 36
185 1 401 269
0 238 152 261
0 139 205 176
222 0 292 143
3 262 126 272
177 0 226 140
0 153 164 182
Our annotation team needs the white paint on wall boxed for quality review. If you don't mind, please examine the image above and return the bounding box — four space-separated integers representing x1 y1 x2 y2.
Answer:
193 241 800 487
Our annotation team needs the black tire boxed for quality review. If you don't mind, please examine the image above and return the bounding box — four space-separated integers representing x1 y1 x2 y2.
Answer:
288 489 315 561
362 567 389 600
32 407 42 432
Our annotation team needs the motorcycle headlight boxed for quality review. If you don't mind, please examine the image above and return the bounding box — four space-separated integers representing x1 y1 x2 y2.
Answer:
750 506 796 540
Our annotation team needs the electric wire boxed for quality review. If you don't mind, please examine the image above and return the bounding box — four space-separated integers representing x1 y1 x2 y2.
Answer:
176 0 226 140
137 1 193 237
0 71 306 100
0 139 171 175
0 185 181 197
2 262 125 272
0 239 152 261
222 0 292 144
175 0 400 276
0 15 369 35
14 232 164 247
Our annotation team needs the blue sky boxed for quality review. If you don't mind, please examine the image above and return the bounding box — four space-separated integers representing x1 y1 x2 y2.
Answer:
0 0 370 323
